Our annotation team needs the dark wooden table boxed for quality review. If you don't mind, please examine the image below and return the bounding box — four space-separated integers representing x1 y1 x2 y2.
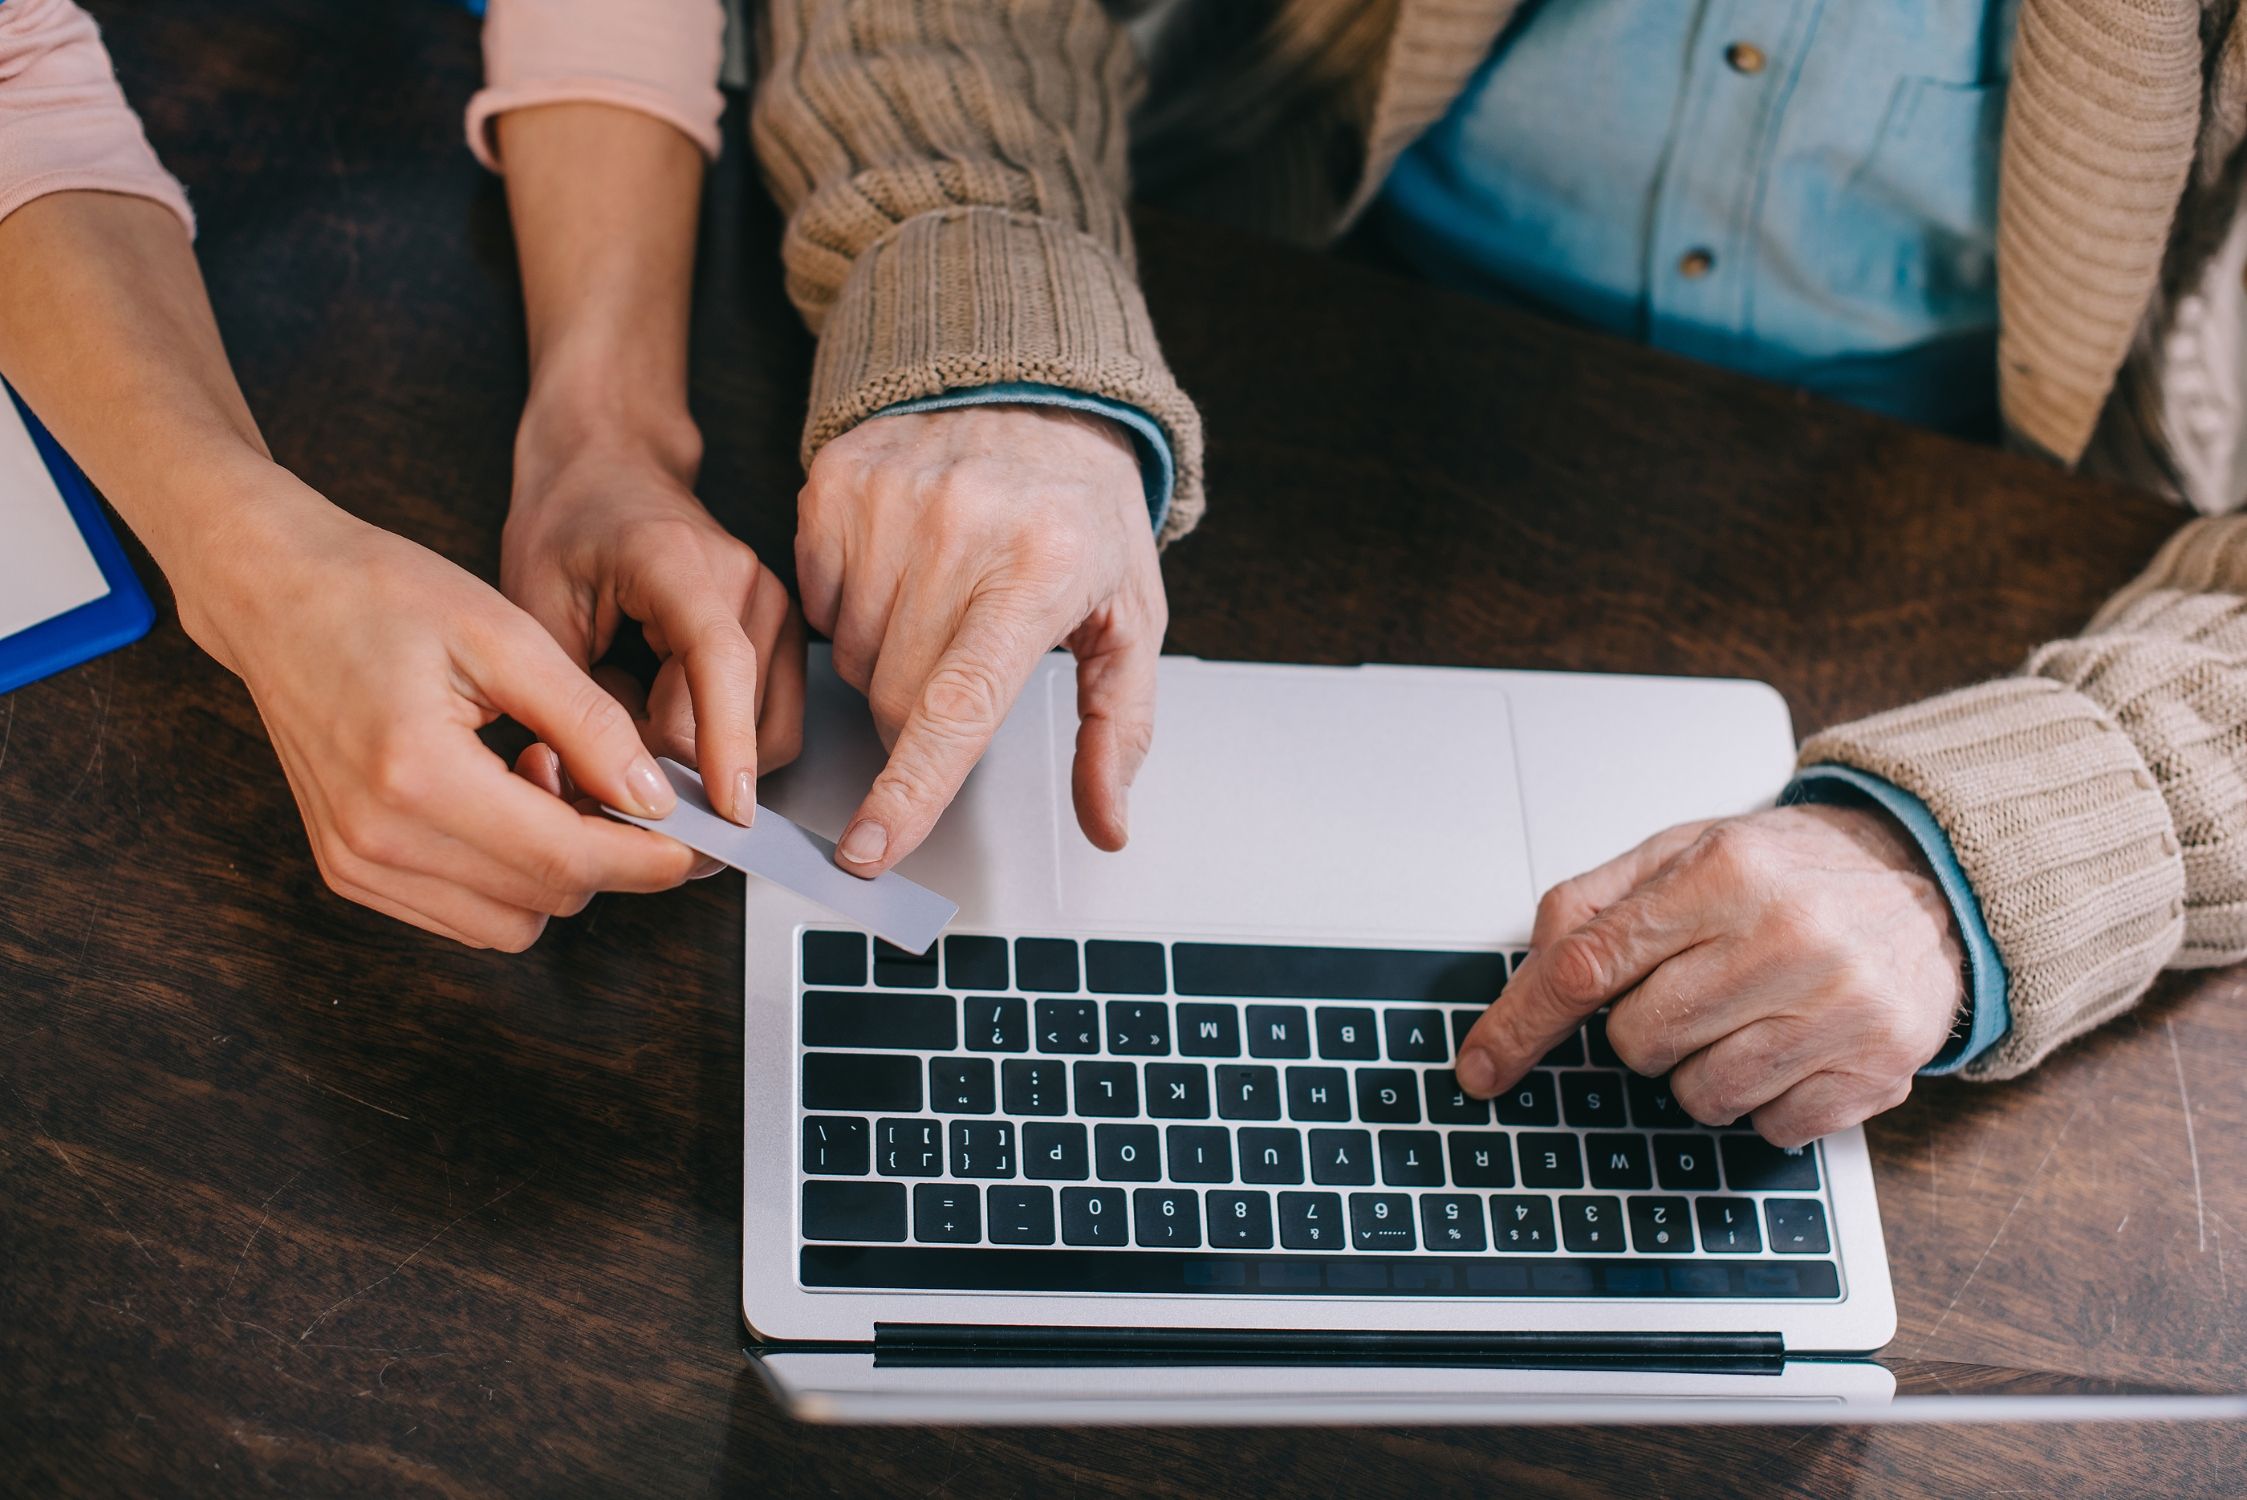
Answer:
4 2 2240 1493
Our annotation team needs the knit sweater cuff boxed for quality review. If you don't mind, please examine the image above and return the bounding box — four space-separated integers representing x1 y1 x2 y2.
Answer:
801 205 1207 545
1798 676 2184 1080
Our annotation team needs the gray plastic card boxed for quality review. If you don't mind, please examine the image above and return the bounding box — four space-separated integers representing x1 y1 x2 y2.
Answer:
601 758 957 954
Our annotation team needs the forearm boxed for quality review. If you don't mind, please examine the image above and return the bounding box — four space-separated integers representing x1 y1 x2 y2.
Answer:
0 191 327 669
1800 511 2247 1078
496 102 703 474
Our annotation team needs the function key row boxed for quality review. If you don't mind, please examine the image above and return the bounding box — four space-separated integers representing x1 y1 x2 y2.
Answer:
801 931 1521 1000
801 1179 1832 1256
802 1114 1821 1194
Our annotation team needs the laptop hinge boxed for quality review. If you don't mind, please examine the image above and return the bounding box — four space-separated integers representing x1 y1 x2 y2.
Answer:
870 1324 1784 1370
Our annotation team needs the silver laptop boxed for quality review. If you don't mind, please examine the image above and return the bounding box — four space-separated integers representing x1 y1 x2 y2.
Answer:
741 648 1896 1364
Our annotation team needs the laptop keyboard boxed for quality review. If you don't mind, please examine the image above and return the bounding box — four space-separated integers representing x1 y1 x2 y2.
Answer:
795 930 1842 1301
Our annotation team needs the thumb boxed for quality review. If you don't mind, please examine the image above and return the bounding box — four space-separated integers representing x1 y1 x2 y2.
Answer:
467 617 675 819
1069 618 1159 853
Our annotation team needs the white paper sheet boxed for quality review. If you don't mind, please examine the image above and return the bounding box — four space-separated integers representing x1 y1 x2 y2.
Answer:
0 395 109 639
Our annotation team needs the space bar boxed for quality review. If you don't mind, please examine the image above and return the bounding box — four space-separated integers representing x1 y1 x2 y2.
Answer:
800 1246 1840 1299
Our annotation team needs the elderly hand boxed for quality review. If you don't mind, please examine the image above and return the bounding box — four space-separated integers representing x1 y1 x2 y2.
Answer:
1455 803 1966 1148
797 402 1167 875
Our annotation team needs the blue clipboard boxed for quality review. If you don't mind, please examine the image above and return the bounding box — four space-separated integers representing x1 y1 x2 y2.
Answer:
0 384 156 697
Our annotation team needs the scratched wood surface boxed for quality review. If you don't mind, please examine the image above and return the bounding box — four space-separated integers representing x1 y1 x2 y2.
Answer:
1 1 2240 1494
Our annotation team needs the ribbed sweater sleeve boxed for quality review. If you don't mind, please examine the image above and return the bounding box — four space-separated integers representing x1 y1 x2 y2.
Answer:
0 0 191 236
465 0 727 170
748 0 1206 542
1799 513 2247 1079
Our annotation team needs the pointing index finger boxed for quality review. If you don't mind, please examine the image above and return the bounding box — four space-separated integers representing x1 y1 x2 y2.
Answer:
1458 860 1712 1095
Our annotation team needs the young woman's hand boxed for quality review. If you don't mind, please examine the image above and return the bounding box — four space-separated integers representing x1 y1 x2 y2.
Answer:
501 417 805 824
191 479 707 950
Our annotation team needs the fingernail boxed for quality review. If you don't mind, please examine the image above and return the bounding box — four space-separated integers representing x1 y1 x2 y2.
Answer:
733 772 757 827
1455 1045 1499 1096
837 819 888 866
627 757 672 816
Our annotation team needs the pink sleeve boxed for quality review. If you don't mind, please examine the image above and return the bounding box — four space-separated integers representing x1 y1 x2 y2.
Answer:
0 0 192 236
465 0 727 170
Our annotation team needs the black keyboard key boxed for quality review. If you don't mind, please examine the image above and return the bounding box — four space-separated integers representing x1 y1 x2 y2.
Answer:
1105 1000 1171 1056
987 1186 1056 1245
1766 1198 1831 1254
1583 1010 1623 1067
943 934 1010 991
1165 1126 1233 1183
802 1245 1847 1298
1628 1195 1695 1254
802 1116 870 1175
805 1052 923 1112
914 1183 981 1243
1492 1071 1559 1125
1585 1132 1652 1189
802 992 956 1051
1383 1008 1449 1062
1278 1191 1346 1249
1349 1192 1417 1251
1001 1058 1068 1116
1245 1004 1311 1059
1060 1186 1127 1245
1447 1131 1514 1188
1378 1130 1445 1186
1317 1007 1379 1060
930 1057 996 1114
948 1121 1016 1178
1697 1196 1763 1254
1424 1068 1492 1124
1072 1060 1140 1117
1024 1122 1089 1181
1559 1194 1625 1253
1171 943 1507 1001
874 938 940 988
1206 1190 1275 1249
1085 939 1166 994
1215 1065 1282 1120
1491 1194 1557 1251
1309 1128 1376 1185
1238 1128 1305 1184
801 930 867 987
1285 1066 1351 1121
1094 1123 1161 1181
964 996 1028 1053
1627 1071 1692 1129
1146 1062 1211 1119
1134 1188 1201 1248
1517 1132 1583 1188
1355 1069 1421 1123
1420 1194 1488 1251
802 1180 906 1242
1722 1136 1821 1191
1034 999 1099 1054
1653 1133 1721 1190
1539 1030 1586 1068
1561 1070 1629 1127
1176 1003 1242 1057
1015 937 1080 993
875 1118 944 1176
1448 1008 1478 1056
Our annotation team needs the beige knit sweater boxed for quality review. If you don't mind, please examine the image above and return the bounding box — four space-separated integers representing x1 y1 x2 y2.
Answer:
750 0 2247 1080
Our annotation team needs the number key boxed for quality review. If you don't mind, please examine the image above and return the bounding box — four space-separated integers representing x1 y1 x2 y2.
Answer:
1133 1188 1202 1248
1278 1190 1344 1249
1348 1192 1417 1251
1559 1194 1624 1252
1206 1190 1274 1249
1491 1194 1557 1252
1419 1193 1488 1251
1061 1186 1127 1245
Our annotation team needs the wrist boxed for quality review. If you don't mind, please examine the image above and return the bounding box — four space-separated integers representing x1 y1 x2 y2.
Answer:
516 366 702 500
158 457 366 676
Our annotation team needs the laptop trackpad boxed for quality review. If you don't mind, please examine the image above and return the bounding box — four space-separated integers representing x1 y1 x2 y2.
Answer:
1054 661 1538 943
